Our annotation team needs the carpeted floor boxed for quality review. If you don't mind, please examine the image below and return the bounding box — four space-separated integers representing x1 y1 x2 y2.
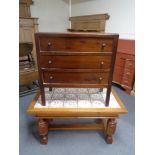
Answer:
19 86 135 155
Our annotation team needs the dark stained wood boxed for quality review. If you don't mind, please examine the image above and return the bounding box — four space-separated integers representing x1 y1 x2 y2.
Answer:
43 83 108 88
43 71 109 84
48 123 105 131
40 51 112 56
39 37 113 52
35 32 119 106
38 119 48 144
105 36 118 106
113 39 135 94
105 118 117 144
40 55 112 69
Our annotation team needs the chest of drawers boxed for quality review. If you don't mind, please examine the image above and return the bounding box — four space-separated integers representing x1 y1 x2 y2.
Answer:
113 39 135 94
35 33 119 106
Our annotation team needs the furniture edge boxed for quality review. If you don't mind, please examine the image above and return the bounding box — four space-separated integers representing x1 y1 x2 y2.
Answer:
27 89 128 116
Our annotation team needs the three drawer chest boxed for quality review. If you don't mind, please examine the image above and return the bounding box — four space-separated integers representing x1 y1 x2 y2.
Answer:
35 32 119 106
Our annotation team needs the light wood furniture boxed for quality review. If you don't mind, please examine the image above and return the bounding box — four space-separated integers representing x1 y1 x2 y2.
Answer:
19 17 38 64
19 68 38 86
19 18 39 86
19 0 39 94
19 42 38 86
35 32 119 106
113 39 135 94
68 14 110 32
19 0 33 18
27 89 128 144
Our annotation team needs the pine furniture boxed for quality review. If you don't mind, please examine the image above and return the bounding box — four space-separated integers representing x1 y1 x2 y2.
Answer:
68 14 110 32
19 0 39 88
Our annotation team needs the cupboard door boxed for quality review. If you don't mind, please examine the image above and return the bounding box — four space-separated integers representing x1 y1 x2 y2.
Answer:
22 27 34 42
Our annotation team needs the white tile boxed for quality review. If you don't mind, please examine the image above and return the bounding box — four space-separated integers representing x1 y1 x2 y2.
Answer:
78 94 90 100
35 88 120 109
49 100 64 108
92 100 105 108
64 100 77 108
90 93 103 100
53 88 66 93
52 93 64 100
78 100 92 108
88 88 100 94
65 94 77 100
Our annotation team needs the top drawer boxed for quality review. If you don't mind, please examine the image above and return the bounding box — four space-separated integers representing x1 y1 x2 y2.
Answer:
38 37 113 52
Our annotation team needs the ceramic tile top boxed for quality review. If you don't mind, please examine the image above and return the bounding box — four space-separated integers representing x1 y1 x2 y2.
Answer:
34 88 120 108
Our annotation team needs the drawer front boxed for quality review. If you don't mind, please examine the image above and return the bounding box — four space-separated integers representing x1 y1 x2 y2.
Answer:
40 55 111 69
121 77 133 87
124 60 135 69
43 71 109 84
39 37 113 52
115 55 126 67
122 68 134 79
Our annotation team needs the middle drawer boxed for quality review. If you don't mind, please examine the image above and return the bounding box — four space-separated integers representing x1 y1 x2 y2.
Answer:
39 55 111 69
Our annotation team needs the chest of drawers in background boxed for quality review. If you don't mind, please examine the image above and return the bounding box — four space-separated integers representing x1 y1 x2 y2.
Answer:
35 33 119 106
113 39 135 94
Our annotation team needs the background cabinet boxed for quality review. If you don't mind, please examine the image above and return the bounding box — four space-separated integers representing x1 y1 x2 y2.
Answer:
113 39 135 94
19 17 38 64
19 0 39 89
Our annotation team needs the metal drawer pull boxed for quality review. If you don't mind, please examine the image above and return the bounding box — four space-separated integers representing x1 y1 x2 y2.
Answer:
48 60 52 64
126 72 130 75
101 61 104 65
99 77 103 81
102 43 106 47
47 42 52 46
124 80 128 83
128 63 132 66
49 76 53 80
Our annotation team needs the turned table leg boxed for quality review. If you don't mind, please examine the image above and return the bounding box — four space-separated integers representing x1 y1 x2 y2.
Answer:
38 119 49 144
105 118 117 144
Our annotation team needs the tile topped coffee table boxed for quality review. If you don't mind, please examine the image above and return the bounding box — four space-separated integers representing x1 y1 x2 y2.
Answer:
27 88 127 144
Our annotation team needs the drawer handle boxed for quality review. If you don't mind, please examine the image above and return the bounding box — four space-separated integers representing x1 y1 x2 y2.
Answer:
99 77 103 81
126 72 130 75
101 61 104 65
128 63 132 66
47 42 52 47
49 76 53 80
124 80 128 83
102 43 106 47
48 60 52 64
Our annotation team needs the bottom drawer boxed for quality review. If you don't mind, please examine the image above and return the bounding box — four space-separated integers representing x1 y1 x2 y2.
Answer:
43 71 109 85
121 77 133 87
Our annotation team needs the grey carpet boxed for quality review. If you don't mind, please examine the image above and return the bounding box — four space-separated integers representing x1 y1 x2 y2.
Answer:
19 86 135 155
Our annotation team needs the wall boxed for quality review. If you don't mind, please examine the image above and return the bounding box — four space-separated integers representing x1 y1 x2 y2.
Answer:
30 0 135 39
71 0 135 39
30 0 70 32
